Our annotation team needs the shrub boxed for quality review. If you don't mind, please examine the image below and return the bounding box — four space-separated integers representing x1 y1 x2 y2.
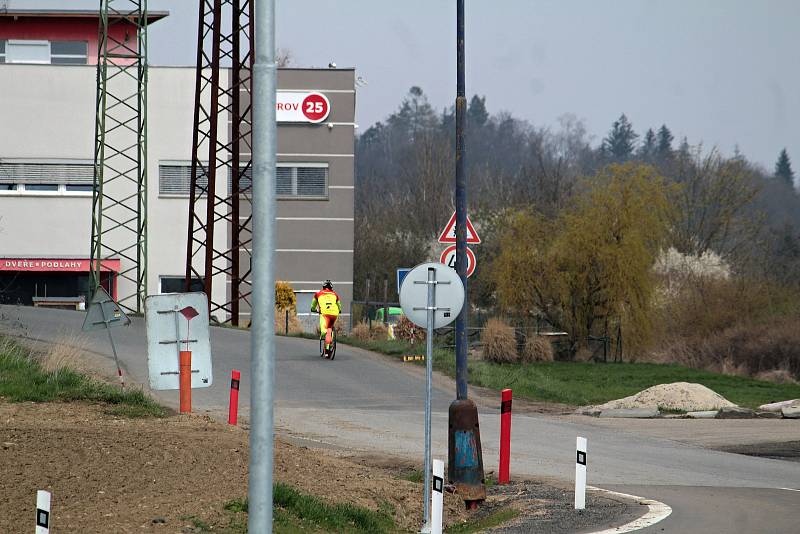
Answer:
651 315 800 379
393 316 425 344
275 280 296 312
482 318 517 363
521 334 554 362
349 321 388 342
351 322 372 341
369 323 388 341
274 307 303 334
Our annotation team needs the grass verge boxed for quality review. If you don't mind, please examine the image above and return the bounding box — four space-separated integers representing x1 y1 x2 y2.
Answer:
214 483 398 533
0 336 165 417
445 508 520 534
431 348 800 409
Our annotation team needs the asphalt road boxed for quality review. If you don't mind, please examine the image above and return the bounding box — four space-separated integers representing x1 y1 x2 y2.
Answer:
1 305 799 533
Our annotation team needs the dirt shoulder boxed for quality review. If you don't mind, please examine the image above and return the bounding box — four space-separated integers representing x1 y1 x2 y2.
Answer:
0 400 638 533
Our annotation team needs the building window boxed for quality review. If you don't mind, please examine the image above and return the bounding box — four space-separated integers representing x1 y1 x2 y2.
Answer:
0 162 94 195
159 163 208 196
159 276 204 294
50 41 89 65
277 164 328 199
227 163 329 199
0 40 88 65
23 184 59 192
6 40 50 64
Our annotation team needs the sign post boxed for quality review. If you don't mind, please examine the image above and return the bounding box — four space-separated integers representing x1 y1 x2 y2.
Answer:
82 287 130 386
400 262 464 532
145 293 213 392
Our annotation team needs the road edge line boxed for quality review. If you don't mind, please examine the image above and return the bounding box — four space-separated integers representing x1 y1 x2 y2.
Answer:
584 486 672 534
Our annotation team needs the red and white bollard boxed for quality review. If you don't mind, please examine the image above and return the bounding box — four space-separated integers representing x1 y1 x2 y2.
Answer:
499 388 512 484
228 369 241 425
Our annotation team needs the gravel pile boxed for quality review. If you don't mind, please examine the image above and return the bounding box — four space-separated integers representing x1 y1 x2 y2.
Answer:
586 382 737 412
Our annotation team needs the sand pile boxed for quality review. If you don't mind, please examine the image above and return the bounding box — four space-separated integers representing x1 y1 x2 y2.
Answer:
587 382 737 412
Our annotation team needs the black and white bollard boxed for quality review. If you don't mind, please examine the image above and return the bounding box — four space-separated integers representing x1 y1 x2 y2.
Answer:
575 437 587 510
431 459 444 534
35 490 51 534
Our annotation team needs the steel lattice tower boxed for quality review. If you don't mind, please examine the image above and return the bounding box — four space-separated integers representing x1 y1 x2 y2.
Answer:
185 0 254 325
91 0 149 313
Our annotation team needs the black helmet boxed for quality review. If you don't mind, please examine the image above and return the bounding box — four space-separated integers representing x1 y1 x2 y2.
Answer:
322 280 333 290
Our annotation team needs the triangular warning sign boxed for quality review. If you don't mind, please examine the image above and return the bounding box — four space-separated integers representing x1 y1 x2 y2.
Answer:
82 287 131 332
437 211 481 244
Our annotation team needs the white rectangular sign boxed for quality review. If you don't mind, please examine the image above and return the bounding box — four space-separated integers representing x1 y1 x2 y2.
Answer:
276 91 330 123
145 292 213 390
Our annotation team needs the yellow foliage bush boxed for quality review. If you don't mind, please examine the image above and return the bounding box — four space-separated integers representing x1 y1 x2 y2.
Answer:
482 319 517 363
275 280 296 311
521 334 554 362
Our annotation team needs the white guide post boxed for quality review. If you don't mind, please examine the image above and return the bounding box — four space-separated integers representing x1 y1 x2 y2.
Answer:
575 436 587 510
431 458 444 534
35 490 51 534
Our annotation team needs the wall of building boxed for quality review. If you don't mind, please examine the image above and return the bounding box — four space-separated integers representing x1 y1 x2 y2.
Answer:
0 16 134 64
0 64 355 327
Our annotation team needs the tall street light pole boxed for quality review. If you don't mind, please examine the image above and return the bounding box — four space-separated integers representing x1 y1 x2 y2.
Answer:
249 0 277 531
447 0 486 507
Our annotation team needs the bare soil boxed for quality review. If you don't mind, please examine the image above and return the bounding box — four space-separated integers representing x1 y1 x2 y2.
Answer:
0 401 635 533
0 401 472 533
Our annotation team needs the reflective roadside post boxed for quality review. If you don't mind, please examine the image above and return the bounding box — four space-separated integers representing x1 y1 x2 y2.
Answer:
400 262 464 532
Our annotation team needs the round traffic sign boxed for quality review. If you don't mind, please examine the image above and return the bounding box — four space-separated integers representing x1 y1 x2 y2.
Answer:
439 245 476 278
399 262 465 329
301 92 330 123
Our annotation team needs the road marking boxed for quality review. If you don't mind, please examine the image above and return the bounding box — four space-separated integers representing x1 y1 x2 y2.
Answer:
584 486 672 534
778 487 800 492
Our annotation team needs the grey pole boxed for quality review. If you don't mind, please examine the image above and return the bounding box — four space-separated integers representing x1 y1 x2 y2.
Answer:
249 0 277 531
454 0 468 400
423 267 435 531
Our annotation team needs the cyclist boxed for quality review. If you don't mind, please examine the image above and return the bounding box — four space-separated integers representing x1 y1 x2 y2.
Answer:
311 280 341 357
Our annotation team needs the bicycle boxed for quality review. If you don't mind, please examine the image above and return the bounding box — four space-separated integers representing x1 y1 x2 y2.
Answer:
319 324 337 360
315 311 338 360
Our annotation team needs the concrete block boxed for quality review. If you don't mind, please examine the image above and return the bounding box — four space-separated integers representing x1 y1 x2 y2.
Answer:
758 399 799 412
687 410 718 419
715 406 756 419
781 406 800 419
598 408 660 419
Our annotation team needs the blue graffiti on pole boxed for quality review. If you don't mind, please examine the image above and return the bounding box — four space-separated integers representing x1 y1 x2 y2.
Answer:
454 430 479 468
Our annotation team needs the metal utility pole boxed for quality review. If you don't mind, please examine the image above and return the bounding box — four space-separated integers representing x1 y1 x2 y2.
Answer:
447 0 486 506
91 0 149 313
185 0 254 325
248 0 277 531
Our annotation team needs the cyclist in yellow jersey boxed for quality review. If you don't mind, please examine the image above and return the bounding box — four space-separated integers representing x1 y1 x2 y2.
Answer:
311 280 341 357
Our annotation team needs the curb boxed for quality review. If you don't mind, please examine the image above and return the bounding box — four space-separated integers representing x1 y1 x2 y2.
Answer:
585 486 672 534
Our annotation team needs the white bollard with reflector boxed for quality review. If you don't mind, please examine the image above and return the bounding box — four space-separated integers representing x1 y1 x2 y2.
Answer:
35 490 51 534
575 437 587 510
431 459 444 534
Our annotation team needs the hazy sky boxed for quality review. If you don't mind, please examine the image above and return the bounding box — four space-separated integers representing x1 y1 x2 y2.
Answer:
13 0 800 169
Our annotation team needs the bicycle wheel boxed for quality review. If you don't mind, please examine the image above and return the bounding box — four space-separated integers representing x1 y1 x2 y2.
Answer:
329 328 337 360
319 335 326 358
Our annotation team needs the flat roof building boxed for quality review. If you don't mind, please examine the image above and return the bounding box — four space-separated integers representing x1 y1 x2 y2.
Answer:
0 9 355 329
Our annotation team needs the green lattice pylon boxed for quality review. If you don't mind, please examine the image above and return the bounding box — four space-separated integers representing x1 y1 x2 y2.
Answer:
91 0 148 313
